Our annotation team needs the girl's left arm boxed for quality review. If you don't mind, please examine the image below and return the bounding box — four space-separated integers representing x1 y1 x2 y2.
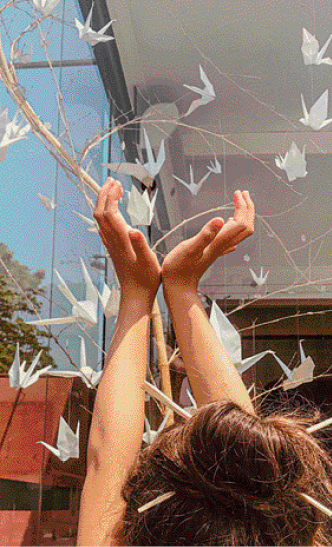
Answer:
77 178 161 546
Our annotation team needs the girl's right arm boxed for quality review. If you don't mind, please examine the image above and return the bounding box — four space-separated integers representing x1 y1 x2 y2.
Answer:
162 190 255 414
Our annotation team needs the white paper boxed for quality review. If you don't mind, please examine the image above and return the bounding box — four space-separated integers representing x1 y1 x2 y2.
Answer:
136 129 165 179
38 193 57 211
300 90 332 130
98 283 120 317
275 141 307 182
126 186 158 225
73 211 98 232
75 3 115 47
143 410 171 444
104 131 165 189
301 28 332 66
37 416 79 461
8 344 52 389
210 301 273 373
207 156 222 174
27 258 99 326
0 109 31 161
283 339 315 390
32 0 61 16
183 65 215 117
249 267 269 286
78 336 103 388
173 165 210 195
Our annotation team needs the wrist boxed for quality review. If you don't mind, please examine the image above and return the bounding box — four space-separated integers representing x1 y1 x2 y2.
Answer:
120 287 157 309
162 280 198 301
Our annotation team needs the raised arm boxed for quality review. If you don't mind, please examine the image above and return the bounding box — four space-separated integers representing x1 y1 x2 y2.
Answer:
77 178 161 546
162 190 255 414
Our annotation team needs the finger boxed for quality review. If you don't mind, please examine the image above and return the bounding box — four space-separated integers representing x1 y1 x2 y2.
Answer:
233 190 248 224
186 218 224 257
93 177 113 222
242 190 255 229
129 229 157 265
104 178 123 216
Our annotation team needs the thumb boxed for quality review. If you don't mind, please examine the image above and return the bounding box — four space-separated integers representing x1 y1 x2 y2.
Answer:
187 218 224 256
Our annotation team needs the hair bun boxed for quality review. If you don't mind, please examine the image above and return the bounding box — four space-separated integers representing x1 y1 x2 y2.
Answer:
176 402 303 511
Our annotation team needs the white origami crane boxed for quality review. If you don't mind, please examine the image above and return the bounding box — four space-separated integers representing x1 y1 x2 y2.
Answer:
209 301 273 374
249 267 269 286
98 283 120 318
300 90 332 130
136 129 165 179
46 337 102 388
282 339 315 391
73 211 98 232
13 44 33 64
143 410 171 444
104 130 165 189
38 193 57 211
275 141 307 182
207 156 222 174
8 344 51 389
301 28 332 66
173 165 211 196
78 336 102 388
183 65 216 117
0 109 31 161
27 258 99 326
32 0 61 16
127 186 158 225
37 416 79 462
75 3 115 47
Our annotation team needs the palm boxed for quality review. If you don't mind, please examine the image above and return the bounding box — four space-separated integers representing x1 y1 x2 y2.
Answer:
162 190 255 287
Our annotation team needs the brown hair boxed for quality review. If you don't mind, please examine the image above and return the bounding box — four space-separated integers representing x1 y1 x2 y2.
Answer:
122 401 332 546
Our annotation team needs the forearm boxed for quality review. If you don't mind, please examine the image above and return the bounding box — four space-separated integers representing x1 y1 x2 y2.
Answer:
163 284 254 414
88 291 154 459
77 292 154 546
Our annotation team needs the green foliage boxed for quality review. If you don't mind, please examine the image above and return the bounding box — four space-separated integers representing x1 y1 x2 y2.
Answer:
0 243 55 373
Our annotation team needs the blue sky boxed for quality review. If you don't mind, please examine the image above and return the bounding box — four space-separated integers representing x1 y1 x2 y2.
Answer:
0 0 129 369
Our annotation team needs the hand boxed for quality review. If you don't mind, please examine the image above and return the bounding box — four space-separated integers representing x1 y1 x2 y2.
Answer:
94 178 161 298
162 190 254 289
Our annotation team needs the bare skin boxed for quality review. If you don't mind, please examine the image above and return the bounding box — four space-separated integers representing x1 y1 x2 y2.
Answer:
77 178 255 546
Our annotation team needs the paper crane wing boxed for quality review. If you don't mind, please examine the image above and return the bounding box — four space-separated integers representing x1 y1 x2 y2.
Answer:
316 34 332 64
127 186 158 225
103 161 153 188
209 301 242 365
249 267 269 286
199 65 215 96
37 441 62 459
26 316 77 326
138 129 165 179
183 65 215 117
309 90 329 128
76 258 98 323
98 283 120 317
207 157 222 174
8 344 20 388
173 165 210 196
236 350 274 374
32 0 61 16
283 357 315 390
271 352 293 380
